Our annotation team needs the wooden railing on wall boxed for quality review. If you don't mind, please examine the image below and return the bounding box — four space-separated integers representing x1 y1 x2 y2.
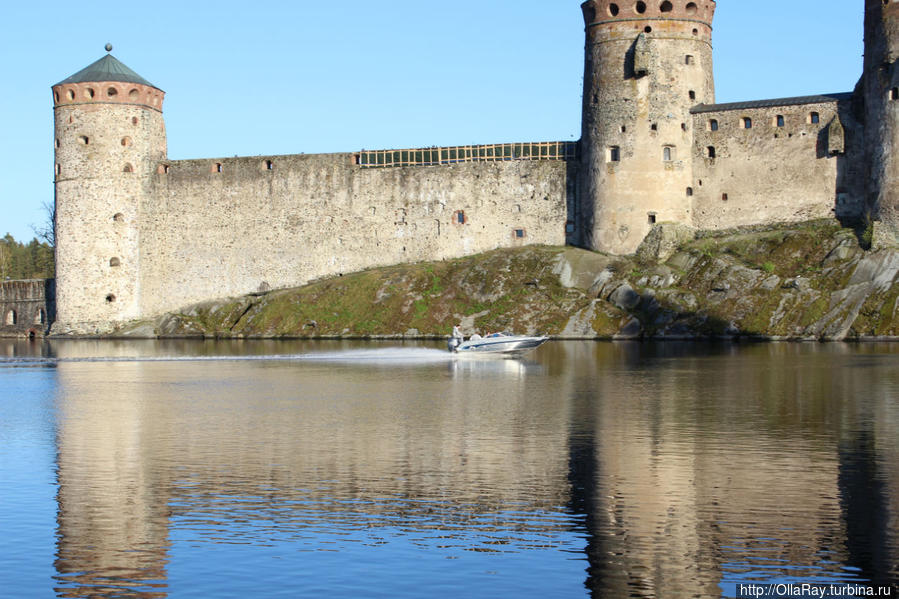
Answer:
355 141 578 168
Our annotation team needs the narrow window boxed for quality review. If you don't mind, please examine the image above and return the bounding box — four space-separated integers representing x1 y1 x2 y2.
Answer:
742 117 752 129
707 146 716 158
123 163 133 173
663 146 673 161
681 122 687 131
109 257 121 267
686 187 694 197
685 55 694 65
105 294 116 303
620 125 627 133
650 123 658 131
113 213 125 223
776 115 785 127
78 135 89 145
810 112 820 124
636 1 646 13
608 146 621 162
722 193 729 201
608 3 619 16
265 160 274 170
121 137 132 147
892 88 899 101
689 90 696 100
454 210 467 225
35 309 45 325
214 163 223 173
513 228 526 239
55 164 61 177
5 310 16 325
157 164 169 174
648 212 657 224
709 119 719 131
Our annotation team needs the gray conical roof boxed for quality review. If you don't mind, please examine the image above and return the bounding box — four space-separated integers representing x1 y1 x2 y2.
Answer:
54 54 159 90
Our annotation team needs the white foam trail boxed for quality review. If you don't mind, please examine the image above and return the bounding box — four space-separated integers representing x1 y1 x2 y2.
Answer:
0 347 457 366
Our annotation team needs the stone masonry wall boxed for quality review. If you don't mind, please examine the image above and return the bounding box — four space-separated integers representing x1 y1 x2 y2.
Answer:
140 154 572 317
0 279 55 337
691 98 864 230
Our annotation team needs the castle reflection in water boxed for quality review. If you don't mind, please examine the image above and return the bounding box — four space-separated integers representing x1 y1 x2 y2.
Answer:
38 341 899 597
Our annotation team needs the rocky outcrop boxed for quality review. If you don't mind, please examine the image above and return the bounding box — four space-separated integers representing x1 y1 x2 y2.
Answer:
105 221 899 341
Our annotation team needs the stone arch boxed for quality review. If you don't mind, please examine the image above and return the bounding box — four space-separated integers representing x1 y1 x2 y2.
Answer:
685 2 697 14
123 163 134 173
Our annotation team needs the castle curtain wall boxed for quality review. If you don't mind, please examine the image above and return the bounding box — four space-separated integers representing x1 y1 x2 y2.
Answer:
140 154 570 317
690 99 863 230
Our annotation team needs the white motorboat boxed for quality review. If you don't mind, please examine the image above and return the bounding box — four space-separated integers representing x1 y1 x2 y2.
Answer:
447 332 549 356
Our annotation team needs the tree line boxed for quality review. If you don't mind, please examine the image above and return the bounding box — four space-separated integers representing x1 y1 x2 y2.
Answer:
0 234 55 280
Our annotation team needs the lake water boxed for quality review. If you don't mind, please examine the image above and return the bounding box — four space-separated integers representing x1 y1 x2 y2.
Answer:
1 339 897 598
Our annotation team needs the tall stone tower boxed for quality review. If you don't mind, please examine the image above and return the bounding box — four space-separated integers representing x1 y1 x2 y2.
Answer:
578 0 716 254
863 0 899 246
52 48 166 333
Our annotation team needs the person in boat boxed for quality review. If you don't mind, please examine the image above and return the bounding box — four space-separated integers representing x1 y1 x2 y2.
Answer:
452 325 463 341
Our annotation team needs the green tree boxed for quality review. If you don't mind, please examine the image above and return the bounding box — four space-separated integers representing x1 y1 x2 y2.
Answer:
0 234 54 280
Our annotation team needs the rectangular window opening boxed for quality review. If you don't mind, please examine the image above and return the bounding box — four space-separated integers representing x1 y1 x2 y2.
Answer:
607 146 621 162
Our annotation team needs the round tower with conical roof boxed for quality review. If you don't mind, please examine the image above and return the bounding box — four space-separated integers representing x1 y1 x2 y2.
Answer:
863 0 899 246
578 0 716 254
52 48 166 332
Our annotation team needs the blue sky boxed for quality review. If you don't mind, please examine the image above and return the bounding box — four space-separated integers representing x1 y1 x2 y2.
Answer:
0 0 864 242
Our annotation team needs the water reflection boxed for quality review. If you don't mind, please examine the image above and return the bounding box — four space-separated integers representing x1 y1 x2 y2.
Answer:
1 340 897 597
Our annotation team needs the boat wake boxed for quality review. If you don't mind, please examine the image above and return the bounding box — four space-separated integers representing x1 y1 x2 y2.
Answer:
0 347 460 366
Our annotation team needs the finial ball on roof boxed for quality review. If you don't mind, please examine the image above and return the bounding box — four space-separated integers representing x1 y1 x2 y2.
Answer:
105 43 113 52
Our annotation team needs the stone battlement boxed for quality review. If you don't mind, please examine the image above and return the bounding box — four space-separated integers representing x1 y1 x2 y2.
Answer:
582 0 715 27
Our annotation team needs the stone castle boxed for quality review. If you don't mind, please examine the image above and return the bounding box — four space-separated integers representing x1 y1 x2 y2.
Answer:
47 1 899 334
